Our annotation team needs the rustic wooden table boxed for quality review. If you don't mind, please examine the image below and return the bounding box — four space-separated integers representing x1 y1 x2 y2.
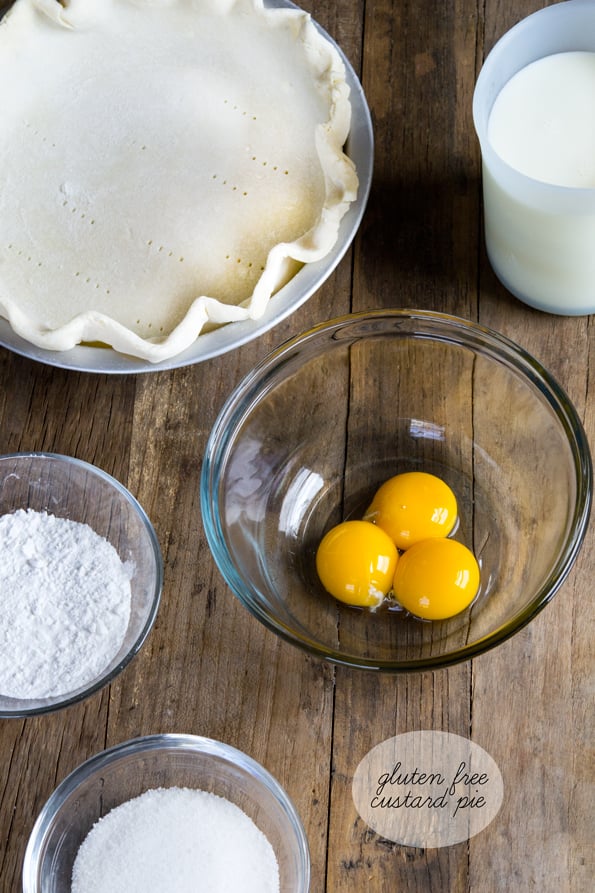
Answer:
0 0 593 890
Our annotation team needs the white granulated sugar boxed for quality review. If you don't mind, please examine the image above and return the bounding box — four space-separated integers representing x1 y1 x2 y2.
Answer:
71 786 280 893
0 509 132 699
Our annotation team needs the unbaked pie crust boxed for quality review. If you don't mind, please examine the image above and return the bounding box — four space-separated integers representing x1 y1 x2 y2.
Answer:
0 0 358 362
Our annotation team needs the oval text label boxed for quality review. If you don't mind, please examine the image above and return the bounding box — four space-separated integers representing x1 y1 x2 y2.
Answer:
352 730 504 848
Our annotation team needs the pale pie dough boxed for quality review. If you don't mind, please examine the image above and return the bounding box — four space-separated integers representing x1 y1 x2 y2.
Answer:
0 0 358 362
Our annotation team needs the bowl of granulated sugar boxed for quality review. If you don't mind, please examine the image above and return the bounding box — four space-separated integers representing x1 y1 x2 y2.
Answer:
0 452 163 717
23 733 310 893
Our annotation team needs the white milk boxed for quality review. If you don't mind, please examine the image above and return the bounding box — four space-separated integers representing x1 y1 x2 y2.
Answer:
482 51 595 315
488 52 595 189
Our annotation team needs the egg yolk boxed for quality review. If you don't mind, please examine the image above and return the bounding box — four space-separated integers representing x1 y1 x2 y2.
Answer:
363 471 457 550
316 520 398 608
392 537 480 620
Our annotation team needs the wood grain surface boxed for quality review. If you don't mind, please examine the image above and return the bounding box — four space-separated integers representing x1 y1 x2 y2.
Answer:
0 1 593 891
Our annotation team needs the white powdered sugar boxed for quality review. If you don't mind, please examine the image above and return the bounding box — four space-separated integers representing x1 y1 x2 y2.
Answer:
0 509 132 699
71 786 280 893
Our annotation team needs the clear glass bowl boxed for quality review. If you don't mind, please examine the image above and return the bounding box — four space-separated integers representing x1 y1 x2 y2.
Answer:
22 734 310 893
0 453 163 716
201 310 592 671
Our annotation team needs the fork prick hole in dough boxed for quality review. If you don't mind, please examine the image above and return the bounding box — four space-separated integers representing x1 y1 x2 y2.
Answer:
5 244 47 271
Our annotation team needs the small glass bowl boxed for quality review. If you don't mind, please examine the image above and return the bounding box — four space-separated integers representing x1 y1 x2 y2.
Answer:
201 310 592 671
22 734 310 893
0 453 163 716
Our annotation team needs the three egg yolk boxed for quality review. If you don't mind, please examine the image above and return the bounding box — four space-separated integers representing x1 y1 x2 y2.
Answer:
315 472 480 620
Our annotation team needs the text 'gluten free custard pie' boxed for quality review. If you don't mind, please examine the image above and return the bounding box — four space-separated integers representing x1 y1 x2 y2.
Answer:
0 0 359 362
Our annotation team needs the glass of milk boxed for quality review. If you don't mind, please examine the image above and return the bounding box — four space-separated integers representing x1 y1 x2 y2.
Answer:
473 0 595 316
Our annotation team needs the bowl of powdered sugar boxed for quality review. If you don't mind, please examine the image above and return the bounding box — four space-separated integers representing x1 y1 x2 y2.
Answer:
23 733 310 893
0 452 163 717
